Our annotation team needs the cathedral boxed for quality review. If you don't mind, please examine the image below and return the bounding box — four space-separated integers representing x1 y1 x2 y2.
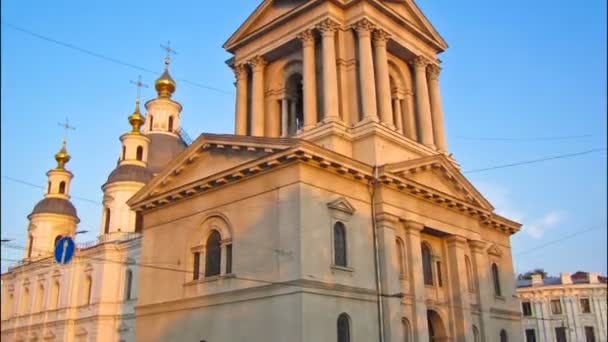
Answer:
1 1 524 341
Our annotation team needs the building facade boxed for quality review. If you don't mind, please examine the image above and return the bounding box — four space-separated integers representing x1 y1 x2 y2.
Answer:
0 57 187 341
131 1 523 341
518 272 608 342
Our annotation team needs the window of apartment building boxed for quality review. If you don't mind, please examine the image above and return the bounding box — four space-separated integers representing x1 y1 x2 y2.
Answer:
551 299 563 314
525 329 536 342
580 298 591 313
522 301 533 316
555 327 567 342
585 326 596 342
421 243 433 285
205 230 222 277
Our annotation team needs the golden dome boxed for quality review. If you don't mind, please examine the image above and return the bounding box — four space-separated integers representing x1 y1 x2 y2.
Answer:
155 59 176 98
54 140 71 169
128 99 145 133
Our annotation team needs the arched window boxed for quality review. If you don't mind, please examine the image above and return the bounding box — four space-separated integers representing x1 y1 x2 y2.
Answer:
51 281 60 310
168 116 174 132
47 181 51 194
205 230 222 277
421 243 433 285
149 116 154 131
396 238 406 277
122 145 126 161
465 255 474 291
193 252 201 280
124 269 133 300
285 73 304 135
104 208 111 234
492 263 502 296
337 313 350 342
27 235 34 258
84 276 92 305
500 329 508 342
21 287 30 315
402 318 411 342
136 146 144 161
135 212 144 233
59 181 66 194
472 325 480 342
35 284 44 312
54 235 63 247
334 222 347 267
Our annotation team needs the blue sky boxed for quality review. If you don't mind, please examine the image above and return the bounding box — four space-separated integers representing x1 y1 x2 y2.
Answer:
1 0 606 276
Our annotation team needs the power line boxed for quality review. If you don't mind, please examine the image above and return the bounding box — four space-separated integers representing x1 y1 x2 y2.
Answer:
514 227 605 257
463 148 607 173
455 134 594 142
1 21 234 96
2 176 101 205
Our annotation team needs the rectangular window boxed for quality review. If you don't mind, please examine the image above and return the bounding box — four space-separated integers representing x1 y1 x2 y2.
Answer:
525 329 536 342
580 298 591 313
193 252 200 280
436 261 443 287
522 302 533 316
226 244 232 274
585 326 596 342
551 299 563 315
555 327 567 342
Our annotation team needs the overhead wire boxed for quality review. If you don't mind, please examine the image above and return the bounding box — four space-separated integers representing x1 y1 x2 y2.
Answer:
1 21 234 96
513 227 605 256
455 134 594 142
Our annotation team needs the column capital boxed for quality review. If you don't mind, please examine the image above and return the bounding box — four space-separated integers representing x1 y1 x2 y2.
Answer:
372 29 391 46
404 220 424 232
317 18 340 36
353 18 375 34
233 64 248 81
427 64 442 81
298 29 315 46
468 239 487 253
410 56 430 70
248 56 267 72
376 212 400 226
446 235 468 248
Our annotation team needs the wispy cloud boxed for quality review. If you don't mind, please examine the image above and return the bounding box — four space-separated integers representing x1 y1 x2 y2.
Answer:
473 181 566 239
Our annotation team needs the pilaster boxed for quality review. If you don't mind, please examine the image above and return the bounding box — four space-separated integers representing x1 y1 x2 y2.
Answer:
404 220 429 342
468 239 492 342
446 235 473 342
375 213 401 342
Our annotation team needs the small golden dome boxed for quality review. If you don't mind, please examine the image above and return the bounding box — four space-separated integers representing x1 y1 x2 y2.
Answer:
128 99 145 133
155 59 176 98
55 140 71 169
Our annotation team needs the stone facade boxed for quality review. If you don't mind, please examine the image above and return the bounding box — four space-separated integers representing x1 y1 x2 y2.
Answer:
517 272 608 342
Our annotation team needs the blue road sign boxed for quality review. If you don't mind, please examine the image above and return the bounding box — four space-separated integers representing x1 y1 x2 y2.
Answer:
54 236 75 264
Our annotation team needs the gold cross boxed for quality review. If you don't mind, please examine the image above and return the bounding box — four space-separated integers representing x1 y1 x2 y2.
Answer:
129 75 149 100
160 41 177 66
57 118 76 143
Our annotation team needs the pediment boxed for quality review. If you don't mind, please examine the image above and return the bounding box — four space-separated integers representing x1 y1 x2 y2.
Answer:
487 244 503 257
224 0 308 51
377 0 447 49
385 155 494 211
117 322 130 333
129 134 298 206
75 327 87 337
327 197 356 215
43 330 55 340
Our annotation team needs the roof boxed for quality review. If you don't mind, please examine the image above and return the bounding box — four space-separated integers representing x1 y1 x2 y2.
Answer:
146 133 187 175
28 198 79 222
104 164 154 187
516 272 608 288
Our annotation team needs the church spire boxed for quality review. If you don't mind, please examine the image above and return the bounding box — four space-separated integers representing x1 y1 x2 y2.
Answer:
155 41 177 98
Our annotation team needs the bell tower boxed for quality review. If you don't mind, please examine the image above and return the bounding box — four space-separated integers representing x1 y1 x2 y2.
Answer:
224 0 453 165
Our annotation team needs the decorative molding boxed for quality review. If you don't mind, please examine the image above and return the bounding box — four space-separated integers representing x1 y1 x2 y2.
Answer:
75 327 88 336
372 29 391 45
317 18 340 35
43 330 55 340
248 56 267 71
297 29 315 46
487 244 503 257
117 322 130 333
232 64 248 81
427 64 441 81
353 18 375 33
410 56 429 70
327 197 356 215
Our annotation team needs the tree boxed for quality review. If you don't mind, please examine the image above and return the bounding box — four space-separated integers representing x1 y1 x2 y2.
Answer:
517 268 548 280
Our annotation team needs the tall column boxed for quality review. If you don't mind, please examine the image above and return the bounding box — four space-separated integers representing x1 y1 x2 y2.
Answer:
392 95 403 133
411 56 435 148
234 64 248 135
446 236 473 342
281 98 289 137
299 30 318 130
469 239 492 342
373 29 394 129
403 90 418 141
354 19 378 122
427 64 448 152
404 220 429 342
249 56 267 137
318 19 341 123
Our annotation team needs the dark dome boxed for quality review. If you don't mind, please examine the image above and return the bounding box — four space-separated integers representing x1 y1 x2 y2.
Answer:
146 133 187 174
28 198 79 222
104 164 154 187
